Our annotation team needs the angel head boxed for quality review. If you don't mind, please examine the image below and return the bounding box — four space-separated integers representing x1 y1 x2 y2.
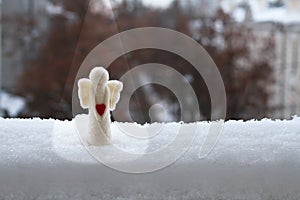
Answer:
78 67 123 116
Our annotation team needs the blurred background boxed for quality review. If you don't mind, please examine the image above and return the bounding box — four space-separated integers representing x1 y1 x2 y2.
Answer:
0 0 299 123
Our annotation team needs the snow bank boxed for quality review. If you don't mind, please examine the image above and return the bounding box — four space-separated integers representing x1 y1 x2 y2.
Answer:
1 116 300 199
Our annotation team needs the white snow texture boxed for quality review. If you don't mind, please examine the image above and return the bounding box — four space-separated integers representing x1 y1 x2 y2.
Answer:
0 116 300 199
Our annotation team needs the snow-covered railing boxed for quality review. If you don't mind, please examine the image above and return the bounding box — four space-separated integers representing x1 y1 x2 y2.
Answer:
0 116 300 199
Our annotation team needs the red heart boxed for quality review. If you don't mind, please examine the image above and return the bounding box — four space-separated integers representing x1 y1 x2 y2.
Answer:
95 104 106 116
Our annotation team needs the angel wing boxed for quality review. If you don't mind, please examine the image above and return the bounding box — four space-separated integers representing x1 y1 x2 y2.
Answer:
78 78 92 108
107 80 123 111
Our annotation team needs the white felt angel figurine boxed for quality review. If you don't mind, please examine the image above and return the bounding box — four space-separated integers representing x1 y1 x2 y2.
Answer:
78 67 123 146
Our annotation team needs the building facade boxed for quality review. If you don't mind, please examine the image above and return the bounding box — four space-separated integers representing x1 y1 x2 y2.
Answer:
235 0 300 118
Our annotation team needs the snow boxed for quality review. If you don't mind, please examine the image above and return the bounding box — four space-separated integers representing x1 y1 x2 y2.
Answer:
232 7 247 22
1 116 300 199
45 2 77 20
45 2 63 15
100 0 173 9
0 91 25 117
142 0 173 8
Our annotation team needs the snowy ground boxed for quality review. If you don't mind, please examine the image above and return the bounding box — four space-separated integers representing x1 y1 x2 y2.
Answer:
1 116 300 199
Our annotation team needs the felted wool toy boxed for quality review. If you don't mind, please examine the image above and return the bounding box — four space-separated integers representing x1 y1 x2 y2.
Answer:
78 67 123 146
